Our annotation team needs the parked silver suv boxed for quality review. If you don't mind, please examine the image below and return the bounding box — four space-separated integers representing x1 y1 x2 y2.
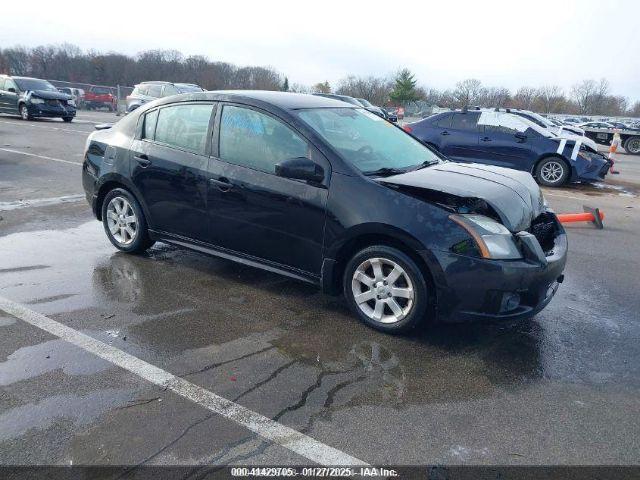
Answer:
125 81 204 112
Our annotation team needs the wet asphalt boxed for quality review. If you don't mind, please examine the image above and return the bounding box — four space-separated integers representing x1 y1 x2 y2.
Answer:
0 112 639 466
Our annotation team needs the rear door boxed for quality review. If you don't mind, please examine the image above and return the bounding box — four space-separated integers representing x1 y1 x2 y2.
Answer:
440 112 482 161
130 102 215 241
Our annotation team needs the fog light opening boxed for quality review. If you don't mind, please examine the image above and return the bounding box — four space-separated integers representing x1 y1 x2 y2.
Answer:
500 292 521 313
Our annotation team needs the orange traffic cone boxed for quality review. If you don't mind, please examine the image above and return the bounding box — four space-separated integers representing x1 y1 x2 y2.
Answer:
557 206 604 229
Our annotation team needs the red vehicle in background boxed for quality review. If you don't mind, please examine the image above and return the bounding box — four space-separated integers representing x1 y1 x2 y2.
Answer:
84 86 116 111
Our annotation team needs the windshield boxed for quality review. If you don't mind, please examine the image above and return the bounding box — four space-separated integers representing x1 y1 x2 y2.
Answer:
176 84 204 93
297 108 441 174
358 98 373 107
526 111 555 128
14 78 58 92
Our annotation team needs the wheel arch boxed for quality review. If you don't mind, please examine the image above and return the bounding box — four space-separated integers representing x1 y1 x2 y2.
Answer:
322 224 437 300
94 175 150 223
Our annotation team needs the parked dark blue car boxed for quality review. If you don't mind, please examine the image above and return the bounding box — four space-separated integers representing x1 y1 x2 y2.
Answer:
406 110 611 187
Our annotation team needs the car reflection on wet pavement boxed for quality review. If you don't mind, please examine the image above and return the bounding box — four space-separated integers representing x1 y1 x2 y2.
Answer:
2 214 640 465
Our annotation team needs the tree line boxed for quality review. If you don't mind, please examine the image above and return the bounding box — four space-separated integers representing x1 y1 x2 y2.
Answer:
0 44 283 91
309 71 639 117
1 44 637 117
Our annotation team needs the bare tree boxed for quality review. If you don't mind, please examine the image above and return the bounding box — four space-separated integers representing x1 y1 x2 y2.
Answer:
453 79 483 107
312 81 331 93
336 75 392 105
535 85 564 113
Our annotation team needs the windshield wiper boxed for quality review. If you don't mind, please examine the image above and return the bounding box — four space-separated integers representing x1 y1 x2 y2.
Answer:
363 167 407 177
409 160 439 171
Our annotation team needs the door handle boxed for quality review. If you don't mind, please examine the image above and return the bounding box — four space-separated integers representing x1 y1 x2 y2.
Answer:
481 137 491 142
209 177 233 192
441 131 450 136
134 154 151 167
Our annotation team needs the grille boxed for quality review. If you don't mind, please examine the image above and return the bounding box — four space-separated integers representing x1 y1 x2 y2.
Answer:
45 99 60 106
528 213 557 254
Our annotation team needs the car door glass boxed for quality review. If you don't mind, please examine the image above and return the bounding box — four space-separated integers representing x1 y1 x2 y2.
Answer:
451 113 480 131
142 109 159 140
154 104 214 154
433 114 451 128
147 85 163 98
219 105 308 174
5 79 17 92
162 85 179 97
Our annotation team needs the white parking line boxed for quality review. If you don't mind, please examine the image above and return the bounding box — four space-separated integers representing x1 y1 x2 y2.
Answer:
0 120 90 134
0 147 82 166
0 295 367 466
0 194 86 211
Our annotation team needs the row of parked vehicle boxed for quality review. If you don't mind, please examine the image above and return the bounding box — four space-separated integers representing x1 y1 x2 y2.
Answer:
123 83 402 122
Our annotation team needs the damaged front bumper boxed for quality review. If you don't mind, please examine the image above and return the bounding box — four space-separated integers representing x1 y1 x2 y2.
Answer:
571 152 612 183
423 213 568 323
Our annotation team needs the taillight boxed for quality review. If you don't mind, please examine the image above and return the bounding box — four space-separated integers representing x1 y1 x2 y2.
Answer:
403 125 413 133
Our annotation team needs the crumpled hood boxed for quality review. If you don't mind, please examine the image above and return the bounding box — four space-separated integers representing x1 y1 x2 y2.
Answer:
26 90 72 101
379 162 545 232
552 130 598 152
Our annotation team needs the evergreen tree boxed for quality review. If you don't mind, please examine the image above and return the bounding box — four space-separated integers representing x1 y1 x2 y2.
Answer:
282 76 289 92
389 69 420 105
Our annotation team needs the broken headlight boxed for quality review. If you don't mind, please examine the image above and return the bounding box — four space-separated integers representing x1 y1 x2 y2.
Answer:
449 214 522 260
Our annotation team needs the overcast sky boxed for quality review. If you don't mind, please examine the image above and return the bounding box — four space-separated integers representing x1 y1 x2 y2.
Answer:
2 0 639 100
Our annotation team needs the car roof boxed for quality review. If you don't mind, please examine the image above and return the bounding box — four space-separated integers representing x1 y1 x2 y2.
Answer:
159 90 357 110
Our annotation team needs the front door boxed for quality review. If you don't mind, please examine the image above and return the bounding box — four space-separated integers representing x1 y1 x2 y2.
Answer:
130 102 215 241
0 78 19 114
476 124 535 170
206 104 329 276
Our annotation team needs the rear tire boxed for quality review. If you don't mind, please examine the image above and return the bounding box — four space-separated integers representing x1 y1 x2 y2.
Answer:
343 245 429 334
624 137 640 154
101 188 155 254
535 157 569 187
62 117 73 123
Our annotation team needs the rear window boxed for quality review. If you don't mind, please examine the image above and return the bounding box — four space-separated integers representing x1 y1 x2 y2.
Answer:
92 87 111 94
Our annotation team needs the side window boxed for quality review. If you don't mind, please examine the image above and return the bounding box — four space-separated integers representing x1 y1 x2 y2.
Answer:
154 104 214 154
162 85 179 97
0 79 5 91
142 109 158 140
450 113 479 131
483 123 518 135
147 85 163 97
5 79 17 92
219 105 308 174
433 113 451 128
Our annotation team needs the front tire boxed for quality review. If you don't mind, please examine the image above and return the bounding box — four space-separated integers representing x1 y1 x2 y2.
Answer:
101 188 155 254
343 245 429 334
535 157 569 187
62 117 73 123
20 104 32 120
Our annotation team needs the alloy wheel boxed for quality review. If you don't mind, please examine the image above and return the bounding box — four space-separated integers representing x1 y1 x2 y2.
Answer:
627 138 640 154
540 160 564 184
351 257 415 324
106 196 138 245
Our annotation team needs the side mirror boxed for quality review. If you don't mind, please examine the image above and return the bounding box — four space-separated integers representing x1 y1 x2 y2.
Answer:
7 88 16 93
514 132 527 141
94 123 113 130
275 157 324 183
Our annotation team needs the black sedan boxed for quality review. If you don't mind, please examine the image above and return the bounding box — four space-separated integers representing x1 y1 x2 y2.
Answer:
0 75 76 122
82 91 566 333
